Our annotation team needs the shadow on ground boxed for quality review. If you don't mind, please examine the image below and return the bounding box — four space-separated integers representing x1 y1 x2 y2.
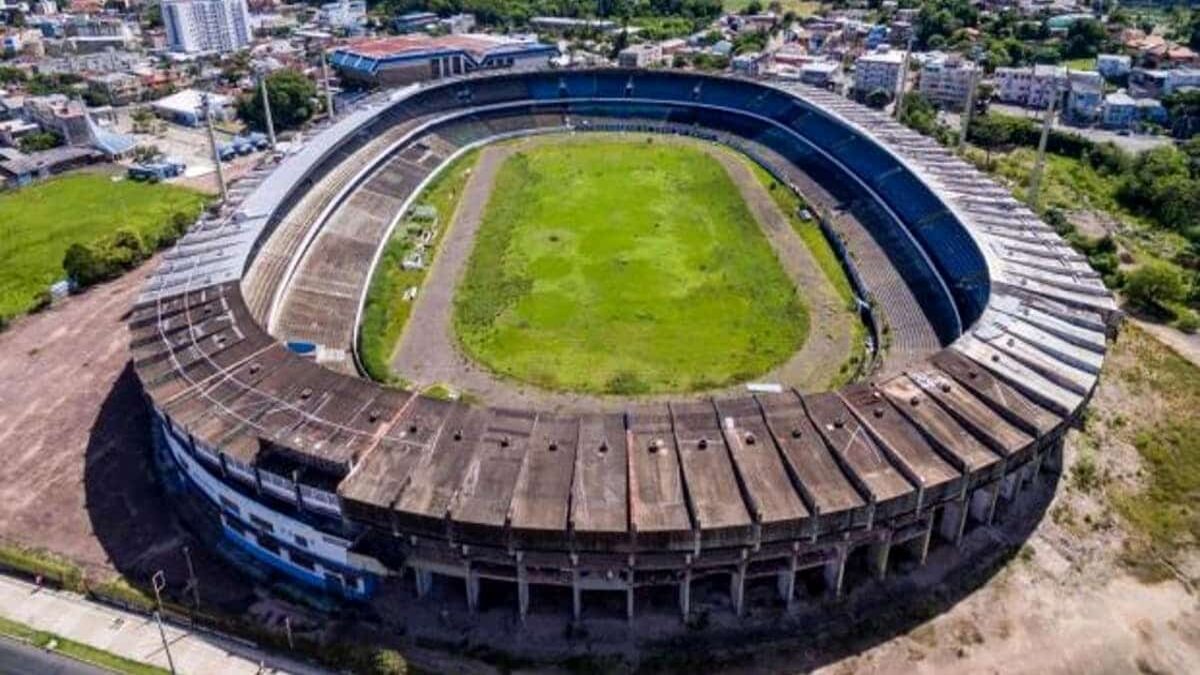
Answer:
82 362 255 613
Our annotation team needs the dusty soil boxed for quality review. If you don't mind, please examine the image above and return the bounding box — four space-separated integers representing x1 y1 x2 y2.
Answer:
390 133 856 410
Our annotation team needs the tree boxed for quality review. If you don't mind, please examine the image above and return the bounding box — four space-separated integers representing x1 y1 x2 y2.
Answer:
865 88 890 110
18 131 63 153
237 69 318 132
1124 261 1188 313
743 0 763 15
1163 89 1200 139
1064 18 1108 59
63 243 113 287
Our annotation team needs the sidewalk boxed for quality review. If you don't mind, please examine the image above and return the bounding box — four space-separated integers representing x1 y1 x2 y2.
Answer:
0 574 330 675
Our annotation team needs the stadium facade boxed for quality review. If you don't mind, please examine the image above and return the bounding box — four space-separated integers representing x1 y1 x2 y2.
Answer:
130 69 1118 619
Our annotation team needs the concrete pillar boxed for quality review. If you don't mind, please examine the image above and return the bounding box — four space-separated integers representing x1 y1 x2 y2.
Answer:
465 567 479 614
414 568 433 599
679 569 691 619
1043 438 1065 474
517 564 529 621
940 499 969 545
823 548 846 599
625 580 635 622
1001 470 1021 501
571 570 582 621
869 539 891 580
777 558 796 609
916 521 933 566
730 565 746 617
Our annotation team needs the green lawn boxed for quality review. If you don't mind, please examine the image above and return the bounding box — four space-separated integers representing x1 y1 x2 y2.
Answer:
453 138 809 395
722 0 822 15
359 150 480 384
0 172 207 322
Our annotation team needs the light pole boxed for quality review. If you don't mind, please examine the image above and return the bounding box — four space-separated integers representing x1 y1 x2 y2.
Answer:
154 612 177 675
202 92 228 201
320 50 336 121
1028 84 1058 210
259 72 277 149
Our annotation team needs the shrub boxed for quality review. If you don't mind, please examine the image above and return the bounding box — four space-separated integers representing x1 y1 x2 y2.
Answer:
1124 261 1188 312
365 649 407 675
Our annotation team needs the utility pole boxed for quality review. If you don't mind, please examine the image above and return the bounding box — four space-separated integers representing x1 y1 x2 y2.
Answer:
893 36 915 120
1027 84 1058 210
958 64 979 153
154 612 177 675
320 50 336 121
202 92 227 201
259 73 276 149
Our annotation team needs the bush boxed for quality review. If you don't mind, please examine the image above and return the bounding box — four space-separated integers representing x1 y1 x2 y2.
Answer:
365 649 407 675
1124 261 1188 312
1176 311 1200 334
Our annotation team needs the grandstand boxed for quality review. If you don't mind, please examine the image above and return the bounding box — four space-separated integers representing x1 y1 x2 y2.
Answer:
130 69 1117 620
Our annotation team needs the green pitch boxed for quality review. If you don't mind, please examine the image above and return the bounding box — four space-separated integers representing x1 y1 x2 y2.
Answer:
454 138 810 395
0 172 206 322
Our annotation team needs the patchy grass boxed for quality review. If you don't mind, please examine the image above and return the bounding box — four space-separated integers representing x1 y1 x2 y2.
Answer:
358 149 480 384
744 159 866 385
454 138 810 395
0 172 207 322
0 615 168 674
1097 325 1200 580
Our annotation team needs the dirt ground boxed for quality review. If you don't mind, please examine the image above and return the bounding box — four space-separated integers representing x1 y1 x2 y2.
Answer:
391 134 856 410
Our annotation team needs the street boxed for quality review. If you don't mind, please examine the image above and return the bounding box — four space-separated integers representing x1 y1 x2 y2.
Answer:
0 636 106 675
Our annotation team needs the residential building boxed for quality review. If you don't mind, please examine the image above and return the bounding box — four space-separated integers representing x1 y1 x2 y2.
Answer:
86 72 143 106
318 0 366 33
854 49 905 97
732 52 764 76
918 54 980 110
440 13 476 35
994 64 1066 109
1129 68 1168 98
1066 71 1103 123
1166 68 1200 95
162 0 252 54
529 16 617 34
1100 90 1136 129
799 60 840 87
391 11 438 34
617 43 663 68
330 34 556 86
1096 53 1131 80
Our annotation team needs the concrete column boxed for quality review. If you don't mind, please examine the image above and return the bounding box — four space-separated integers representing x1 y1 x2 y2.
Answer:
869 539 891 580
777 557 796 609
571 570 582 621
517 564 529 621
823 548 846 599
1043 438 1065 474
1001 470 1021 501
465 567 479 614
730 565 746 617
625 580 635 622
414 568 433 599
940 499 969 546
916 521 933 566
679 569 691 619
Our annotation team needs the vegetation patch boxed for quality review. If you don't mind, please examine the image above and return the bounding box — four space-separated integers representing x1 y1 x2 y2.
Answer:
1092 325 1200 581
743 160 866 384
0 172 207 323
359 150 480 384
453 138 809 395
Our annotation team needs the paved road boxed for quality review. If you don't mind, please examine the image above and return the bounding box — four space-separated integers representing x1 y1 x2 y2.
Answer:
0 636 106 675
943 104 1174 154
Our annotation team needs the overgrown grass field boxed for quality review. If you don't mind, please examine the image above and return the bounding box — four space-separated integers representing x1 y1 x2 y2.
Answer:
358 150 480 383
0 172 207 322
453 139 809 395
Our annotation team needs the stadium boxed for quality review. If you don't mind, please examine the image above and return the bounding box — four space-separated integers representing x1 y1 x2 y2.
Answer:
129 69 1119 623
